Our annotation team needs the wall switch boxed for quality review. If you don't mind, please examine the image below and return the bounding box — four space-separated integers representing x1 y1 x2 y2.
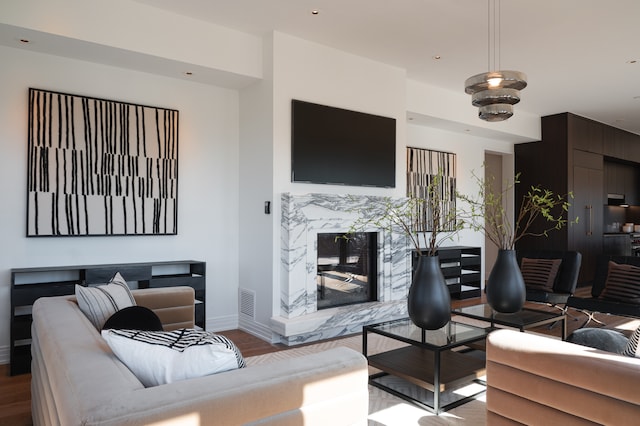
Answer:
264 201 271 214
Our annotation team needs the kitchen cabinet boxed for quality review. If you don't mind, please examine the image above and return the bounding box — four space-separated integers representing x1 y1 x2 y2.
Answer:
572 154 603 283
603 234 632 256
515 113 604 285
604 126 640 163
604 161 640 206
570 114 603 154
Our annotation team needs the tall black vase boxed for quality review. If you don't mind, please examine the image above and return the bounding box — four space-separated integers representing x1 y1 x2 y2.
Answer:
486 249 526 313
408 255 451 330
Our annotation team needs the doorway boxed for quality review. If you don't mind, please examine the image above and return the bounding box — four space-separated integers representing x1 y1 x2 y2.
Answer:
484 152 514 284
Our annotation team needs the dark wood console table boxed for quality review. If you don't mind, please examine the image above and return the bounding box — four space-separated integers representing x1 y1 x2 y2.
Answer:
10 260 205 375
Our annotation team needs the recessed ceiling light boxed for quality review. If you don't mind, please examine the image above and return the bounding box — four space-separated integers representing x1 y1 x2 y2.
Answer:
311 10 319 15
19 38 30 44
627 60 637 64
183 71 193 76
433 55 442 60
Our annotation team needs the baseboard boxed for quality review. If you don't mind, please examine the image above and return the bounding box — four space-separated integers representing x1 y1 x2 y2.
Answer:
206 314 238 333
0 345 9 365
239 316 277 343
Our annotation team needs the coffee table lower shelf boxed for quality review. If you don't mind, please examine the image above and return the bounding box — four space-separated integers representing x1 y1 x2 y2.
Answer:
368 346 486 413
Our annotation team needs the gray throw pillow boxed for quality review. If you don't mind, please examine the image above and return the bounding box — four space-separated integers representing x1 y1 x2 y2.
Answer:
567 328 629 354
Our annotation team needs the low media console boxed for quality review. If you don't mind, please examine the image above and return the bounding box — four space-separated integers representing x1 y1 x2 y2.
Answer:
10 260 206 375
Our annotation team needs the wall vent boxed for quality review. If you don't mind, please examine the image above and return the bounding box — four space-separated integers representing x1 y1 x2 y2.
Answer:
239 288 256 319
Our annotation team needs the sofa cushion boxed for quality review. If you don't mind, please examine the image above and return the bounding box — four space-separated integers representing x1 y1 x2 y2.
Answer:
102 306 163 331
101 328 246 387
75 272 137 330
521 257 562 292
600 261 640 304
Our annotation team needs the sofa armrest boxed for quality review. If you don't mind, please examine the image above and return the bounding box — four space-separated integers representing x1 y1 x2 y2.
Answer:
131 287 195 330
486 329 640 425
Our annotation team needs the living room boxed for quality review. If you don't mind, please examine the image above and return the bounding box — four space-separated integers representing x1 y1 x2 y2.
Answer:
2 0 640 424
0 0 529 355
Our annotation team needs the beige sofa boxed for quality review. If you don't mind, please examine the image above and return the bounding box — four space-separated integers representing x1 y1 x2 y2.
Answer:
486 329 640 425
31 286 369 426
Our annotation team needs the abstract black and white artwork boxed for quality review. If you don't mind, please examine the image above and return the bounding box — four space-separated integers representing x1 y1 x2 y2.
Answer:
27 88 179 236
406 147 457 232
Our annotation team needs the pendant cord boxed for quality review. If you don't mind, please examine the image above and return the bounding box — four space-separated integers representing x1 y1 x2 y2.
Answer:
488 0 502 72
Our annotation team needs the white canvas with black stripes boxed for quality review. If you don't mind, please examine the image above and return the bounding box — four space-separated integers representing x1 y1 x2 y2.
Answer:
27 88 178 236
406 147 457 232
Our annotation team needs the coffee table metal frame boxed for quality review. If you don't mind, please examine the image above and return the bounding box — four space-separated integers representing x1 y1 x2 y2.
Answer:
452 303 567 340
362 318 488 414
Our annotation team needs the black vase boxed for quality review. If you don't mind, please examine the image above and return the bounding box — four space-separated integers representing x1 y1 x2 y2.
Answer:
408 255 451 330
486 249 526 313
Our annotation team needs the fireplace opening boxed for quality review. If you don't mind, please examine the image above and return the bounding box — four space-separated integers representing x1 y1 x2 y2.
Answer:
317 232 378 310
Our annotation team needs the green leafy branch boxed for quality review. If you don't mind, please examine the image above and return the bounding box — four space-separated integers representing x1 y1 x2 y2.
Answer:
457 170 577 250
346 171 463 256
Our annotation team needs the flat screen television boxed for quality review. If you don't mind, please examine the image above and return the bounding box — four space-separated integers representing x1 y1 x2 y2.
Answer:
291 99 396 188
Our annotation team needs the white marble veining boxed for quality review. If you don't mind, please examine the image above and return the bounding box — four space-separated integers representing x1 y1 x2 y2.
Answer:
273 193 413 345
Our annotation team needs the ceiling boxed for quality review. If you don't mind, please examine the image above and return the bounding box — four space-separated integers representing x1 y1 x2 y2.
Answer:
131 0 640 135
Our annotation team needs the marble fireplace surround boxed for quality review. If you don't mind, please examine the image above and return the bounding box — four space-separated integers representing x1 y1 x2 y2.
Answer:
271 193 412 345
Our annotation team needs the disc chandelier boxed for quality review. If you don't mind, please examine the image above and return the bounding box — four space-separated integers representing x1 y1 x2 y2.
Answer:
464 0 527 122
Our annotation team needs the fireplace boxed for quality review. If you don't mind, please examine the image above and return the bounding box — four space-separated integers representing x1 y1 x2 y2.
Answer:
317 232 377 310
272 193 412 345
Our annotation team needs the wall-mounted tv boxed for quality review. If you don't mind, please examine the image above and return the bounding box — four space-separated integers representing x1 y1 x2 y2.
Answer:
291 100 396 188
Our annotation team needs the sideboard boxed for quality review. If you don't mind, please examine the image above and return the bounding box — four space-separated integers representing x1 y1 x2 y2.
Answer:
412 246 482 300
10 260 206 375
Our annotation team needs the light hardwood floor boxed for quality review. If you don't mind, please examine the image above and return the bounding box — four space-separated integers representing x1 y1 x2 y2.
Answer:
2 288 636 426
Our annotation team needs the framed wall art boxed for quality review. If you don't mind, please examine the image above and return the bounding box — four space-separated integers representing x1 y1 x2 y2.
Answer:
27 88 179 236
406 147 457 232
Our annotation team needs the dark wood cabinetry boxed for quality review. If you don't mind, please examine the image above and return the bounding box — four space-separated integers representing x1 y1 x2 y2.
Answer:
515 113 603 285
10 260 206 375
604 126 640 162
604 161 640 205
572 152 604 283
413 246 481 300
516 113 640 285
570 114 603 154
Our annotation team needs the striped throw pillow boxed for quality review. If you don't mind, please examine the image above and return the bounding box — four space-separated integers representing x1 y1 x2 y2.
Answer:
75 272 136 330
101 328 246 387
622 326 640 358
600 261 640 304
520 257 562 292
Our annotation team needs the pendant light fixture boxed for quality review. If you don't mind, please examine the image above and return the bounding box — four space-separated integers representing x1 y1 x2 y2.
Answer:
465 0 527 122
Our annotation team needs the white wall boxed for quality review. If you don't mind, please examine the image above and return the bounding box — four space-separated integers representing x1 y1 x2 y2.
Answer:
237 35 275 339
272 32 408 199
231 32 527 340
0 46 241 361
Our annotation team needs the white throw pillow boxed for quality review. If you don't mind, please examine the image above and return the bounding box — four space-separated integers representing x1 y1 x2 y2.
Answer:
101 328 246 387
75 272 136 330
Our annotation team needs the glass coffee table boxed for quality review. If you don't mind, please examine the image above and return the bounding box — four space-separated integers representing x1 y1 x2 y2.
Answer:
362 318 488 414
452 303 567 340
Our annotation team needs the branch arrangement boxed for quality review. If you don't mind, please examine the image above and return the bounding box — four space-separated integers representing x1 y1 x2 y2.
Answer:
457 170 576 250
347 171 463 257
